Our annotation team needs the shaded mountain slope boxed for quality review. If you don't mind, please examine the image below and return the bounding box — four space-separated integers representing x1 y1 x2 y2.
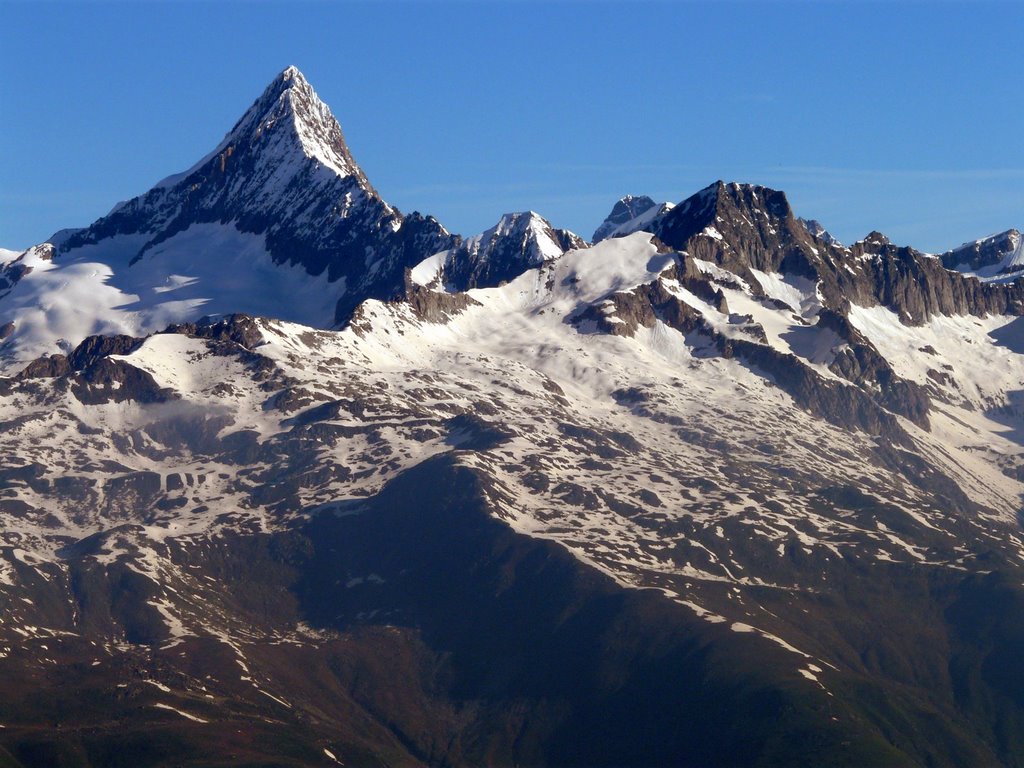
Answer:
0 68 1023 767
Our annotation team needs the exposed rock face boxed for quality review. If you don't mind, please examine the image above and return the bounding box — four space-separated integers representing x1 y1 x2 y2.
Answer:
3 65 1024 765
163 313 267 351
14 333 172 404
66 334 145 371
846 233 1024 323
15 353 71 380
402 281 480 324
940 228 1023 275
56 67 456 325
0 244 53 298
419 212 584 292
575 262 924 437
652 182 822 283
574 189 948 429
645 181 1024 325
592 195 659 242
798 217 842 246
815 308 931 425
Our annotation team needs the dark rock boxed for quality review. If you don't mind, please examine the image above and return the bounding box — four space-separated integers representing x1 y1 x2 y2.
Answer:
636 181 1024 326
816 309 931 426
592 195 659 242
428 212 583 292
445 413 514 450
56 68 456 329
404 280 480 324
163 313 264 350
941 229 1021 272
72 358 174 405
68 334 145 371
16 354 70 380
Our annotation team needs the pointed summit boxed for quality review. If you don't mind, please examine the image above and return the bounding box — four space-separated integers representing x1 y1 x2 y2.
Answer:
13 66 455 362
799 217 842 247
592 195 659 243
228 66 365 182
653 181 797 254
412 211 584 292
67 64 379 249
59 64 410 282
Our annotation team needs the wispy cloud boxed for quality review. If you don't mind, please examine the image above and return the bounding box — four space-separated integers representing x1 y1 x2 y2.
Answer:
472 163 1024 183
763 166 1024 182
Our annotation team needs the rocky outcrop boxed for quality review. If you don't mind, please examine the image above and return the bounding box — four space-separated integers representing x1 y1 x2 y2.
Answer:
592 195 659 242
404 281 480 324
798 218 842 247
816 309 931 425
16 347 172 404
652 182 821 283
573 277 707 339
16 353 71 380
940 229 1022 273
574 261 728 336
425 212 584 292
575 267 926 436
845 235 1024 324
720 335 915 441
163 314 266 351
67 334 145 371
71 358 175 405
638 181 1024 326
0 244 53 299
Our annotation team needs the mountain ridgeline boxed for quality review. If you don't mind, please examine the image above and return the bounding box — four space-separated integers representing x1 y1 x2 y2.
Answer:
0 67 1023 767
52 67 456 325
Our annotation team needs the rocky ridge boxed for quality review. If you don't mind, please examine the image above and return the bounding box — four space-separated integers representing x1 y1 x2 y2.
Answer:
592 194 659 242
58 65 456 323
941 228 1024 277
410 211 585 292
0 69 1023 767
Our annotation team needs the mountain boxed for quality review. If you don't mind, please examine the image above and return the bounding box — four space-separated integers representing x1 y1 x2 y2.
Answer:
0 66 456 371
798 217 842 246
941 228 1024 278
592 194 655 241
620 180 1024 326
1 70 1024 767
410 211 584 292
592 194 674 242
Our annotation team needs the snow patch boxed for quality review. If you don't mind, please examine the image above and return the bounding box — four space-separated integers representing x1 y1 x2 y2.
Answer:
152 703 208 723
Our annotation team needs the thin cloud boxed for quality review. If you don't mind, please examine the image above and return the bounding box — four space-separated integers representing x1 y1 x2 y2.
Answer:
765 166 1024 182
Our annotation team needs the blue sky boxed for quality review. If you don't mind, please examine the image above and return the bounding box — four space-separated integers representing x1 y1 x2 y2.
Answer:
2 1 1022 252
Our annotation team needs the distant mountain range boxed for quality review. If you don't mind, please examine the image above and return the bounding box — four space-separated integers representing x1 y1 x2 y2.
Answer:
0 66 1022 767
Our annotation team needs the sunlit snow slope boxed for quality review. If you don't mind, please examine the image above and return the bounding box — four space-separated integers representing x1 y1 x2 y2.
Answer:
1 67 1023 767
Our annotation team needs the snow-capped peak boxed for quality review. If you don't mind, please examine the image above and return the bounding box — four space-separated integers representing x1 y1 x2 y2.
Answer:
156 65 366 190
0 67 460 367
940 228 1024 279
263 65 362 181
491 211 564 255
410 211 584 292
798 218 842 247
592 196 659 242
